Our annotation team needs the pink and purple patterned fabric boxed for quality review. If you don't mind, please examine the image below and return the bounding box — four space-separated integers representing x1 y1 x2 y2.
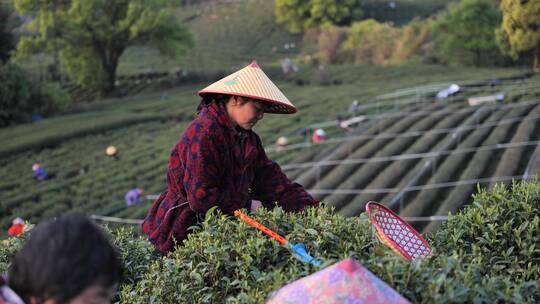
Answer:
0 275 24 304
267 258 410 304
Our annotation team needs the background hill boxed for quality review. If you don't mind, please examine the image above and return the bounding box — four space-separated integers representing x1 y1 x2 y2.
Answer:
19 0 457 83
1 0 539 236
1 64 538 234
116 0 456 75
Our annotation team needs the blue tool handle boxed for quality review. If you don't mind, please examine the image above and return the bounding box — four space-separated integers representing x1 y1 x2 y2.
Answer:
287 243 322 267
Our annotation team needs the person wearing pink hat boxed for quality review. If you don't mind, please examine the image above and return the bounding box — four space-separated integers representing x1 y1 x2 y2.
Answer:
143 61 319 253
312 128 327 144
7 218 25 237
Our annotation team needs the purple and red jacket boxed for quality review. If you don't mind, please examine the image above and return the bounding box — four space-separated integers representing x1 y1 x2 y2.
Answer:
142 101 318 253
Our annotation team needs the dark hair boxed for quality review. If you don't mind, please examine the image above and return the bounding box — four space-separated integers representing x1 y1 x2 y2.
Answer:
197 94 231 114
7 213 123 303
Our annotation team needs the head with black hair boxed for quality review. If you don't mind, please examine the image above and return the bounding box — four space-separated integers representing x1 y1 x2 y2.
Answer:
7 213 123 304
196 93 231 114
198 93 268 130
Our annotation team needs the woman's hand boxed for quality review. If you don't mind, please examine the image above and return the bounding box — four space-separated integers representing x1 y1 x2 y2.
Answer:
250 200 263 213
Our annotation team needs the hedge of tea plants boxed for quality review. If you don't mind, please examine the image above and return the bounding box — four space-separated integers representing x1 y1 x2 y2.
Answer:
4 180 538 303
0 66 536 231
342 103 474 216
424 103 537 232
401 102 540 232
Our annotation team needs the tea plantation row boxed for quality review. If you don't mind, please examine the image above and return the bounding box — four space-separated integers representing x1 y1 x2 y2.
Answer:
0 67 537 234
284 78 540 231
1 179 539 303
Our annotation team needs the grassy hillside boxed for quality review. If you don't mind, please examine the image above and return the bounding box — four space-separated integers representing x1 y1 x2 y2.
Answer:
0 63 536 233
117 0 458 76
2 0 539 235
118 0 300 76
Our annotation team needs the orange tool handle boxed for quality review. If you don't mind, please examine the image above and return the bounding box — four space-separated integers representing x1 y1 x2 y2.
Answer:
234 210 288 245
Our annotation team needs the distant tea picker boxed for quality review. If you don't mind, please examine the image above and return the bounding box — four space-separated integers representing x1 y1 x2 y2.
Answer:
105 145 119 160
125 188 144 207
7 218 25 237
142 61 319 253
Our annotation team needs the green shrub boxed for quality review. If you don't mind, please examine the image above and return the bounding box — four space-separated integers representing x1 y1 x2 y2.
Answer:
432 180 540 282
1 180 539 302
0 237 25 275
118 181 539 302
431 0 502 66
118 206 374 303
109 226 161 286
275 0 363 34
425 104 534 232
118 182 539 303
0 64 71 127
400 107 506 218
342 19 400 65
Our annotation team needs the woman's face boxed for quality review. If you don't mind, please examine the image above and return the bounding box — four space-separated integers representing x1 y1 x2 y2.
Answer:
226 96 266 130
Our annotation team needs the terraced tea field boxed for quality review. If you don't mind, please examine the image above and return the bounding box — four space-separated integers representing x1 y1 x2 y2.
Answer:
0 67 538 234
277 78 540 232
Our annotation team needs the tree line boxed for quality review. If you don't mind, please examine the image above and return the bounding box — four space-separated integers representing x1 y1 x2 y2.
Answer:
1 0 539 127
0 0 193 126
275 0 540 71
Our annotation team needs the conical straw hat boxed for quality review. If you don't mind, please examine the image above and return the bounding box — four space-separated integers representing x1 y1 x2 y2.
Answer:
198 61 297 114
105 145 117 156
276 136 289 146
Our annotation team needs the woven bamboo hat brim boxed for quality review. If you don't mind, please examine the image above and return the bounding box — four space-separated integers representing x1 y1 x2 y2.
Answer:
198 61 297 114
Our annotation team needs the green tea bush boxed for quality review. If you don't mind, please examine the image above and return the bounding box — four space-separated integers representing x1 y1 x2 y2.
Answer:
432 180 540 282
489 104 540 187
0 64 71 127
322 104 445 209
0 237 24 275
1 180 539 303
400 108 507 218
426 104 534 232
120 181 539 303
308 107 427 205
118 206 374 303
346 105 470 215
109 226 161 286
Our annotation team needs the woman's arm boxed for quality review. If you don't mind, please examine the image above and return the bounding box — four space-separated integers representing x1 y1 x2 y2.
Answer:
251 137 319 212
